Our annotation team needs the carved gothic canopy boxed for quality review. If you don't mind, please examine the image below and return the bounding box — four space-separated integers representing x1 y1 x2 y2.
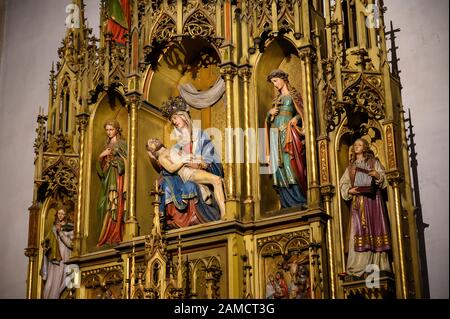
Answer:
326 73 385 133
40 156 78 200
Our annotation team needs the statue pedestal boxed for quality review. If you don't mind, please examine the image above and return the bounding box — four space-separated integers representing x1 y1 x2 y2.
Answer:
341 272 396 299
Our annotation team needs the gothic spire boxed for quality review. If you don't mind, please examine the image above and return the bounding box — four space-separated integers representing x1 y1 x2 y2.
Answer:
386 20 401 78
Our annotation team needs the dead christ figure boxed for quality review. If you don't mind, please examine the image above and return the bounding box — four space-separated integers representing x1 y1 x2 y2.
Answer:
146 138 226 219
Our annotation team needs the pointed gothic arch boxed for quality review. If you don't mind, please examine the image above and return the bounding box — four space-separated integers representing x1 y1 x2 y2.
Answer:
183 9 215 38
193 259 207 298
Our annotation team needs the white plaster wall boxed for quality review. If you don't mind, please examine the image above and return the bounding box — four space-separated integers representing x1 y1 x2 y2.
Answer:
0 0 447 298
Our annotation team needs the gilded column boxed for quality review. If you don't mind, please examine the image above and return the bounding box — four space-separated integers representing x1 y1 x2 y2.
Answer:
220 64 239 220
300 48 320 208
227 234 244 298
385 119 407 298
301 0 311 42
215 1 222 38
123 252 131 299
384 86 408 298
386 170 408 299
293 0 302 39
313 24 327 137
354 0 366 48
74 111 90 257
124 93 141 240
318 136 336 298
176 0 183 35
239 65 254 220
25 203 40 299
270 0 278 34
321 185 336 298
240 2 249 58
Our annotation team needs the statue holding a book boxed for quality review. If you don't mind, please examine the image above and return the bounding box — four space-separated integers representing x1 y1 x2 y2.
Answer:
339 138 392 277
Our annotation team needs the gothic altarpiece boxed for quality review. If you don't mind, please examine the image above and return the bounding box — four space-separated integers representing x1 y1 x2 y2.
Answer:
25 0 427 299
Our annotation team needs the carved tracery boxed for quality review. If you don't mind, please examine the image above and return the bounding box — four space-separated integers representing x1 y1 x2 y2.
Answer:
41 156 78 198
183 10 215 38
326 74 385 132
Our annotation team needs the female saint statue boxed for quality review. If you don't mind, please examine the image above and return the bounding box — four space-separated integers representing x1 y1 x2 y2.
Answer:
96 120 127 247
339 138 392 277
265 69 307 209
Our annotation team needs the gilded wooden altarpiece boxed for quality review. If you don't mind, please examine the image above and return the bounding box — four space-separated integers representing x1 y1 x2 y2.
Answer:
25 0 426 299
